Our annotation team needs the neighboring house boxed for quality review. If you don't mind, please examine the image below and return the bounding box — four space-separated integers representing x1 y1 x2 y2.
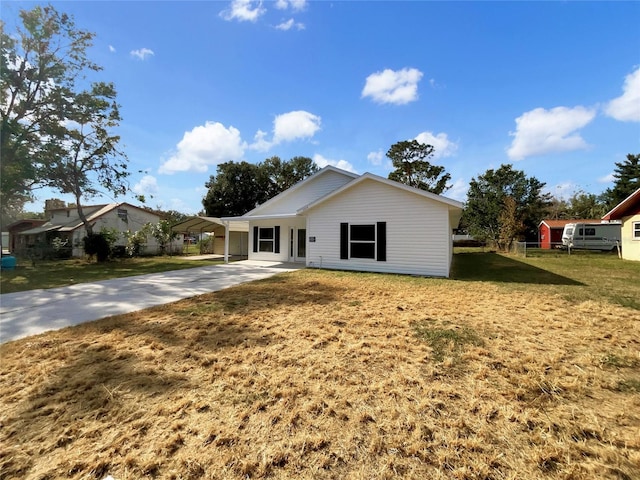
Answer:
6 219 48 254
221 166 464 277
538 219 601 249
171 216 249 256
16 202 177 257
602 188 640 261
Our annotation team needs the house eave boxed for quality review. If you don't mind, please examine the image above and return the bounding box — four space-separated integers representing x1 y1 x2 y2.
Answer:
221 213 299 222
297 172 464 214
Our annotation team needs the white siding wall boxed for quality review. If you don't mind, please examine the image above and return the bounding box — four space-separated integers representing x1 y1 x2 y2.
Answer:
251 170 354 216
248 218 306 262
213 231 248 256
306 179 453 277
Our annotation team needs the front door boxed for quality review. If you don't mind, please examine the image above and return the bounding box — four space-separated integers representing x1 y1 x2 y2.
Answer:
297 229 306 259
289 228 306 262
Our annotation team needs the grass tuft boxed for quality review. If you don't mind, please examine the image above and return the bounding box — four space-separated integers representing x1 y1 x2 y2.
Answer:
412 319 484 363
615 379 640 393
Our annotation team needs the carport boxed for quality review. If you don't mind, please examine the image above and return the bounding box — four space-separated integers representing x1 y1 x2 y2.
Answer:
171 216 249 259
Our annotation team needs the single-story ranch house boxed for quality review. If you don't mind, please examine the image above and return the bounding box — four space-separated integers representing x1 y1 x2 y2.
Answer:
602 187 640 262
14 202 178 257
219 166 463 277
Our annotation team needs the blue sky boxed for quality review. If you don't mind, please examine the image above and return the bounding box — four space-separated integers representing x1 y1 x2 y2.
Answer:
5 0 640 214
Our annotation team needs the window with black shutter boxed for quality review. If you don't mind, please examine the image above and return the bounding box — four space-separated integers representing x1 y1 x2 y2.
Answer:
254 226 280 253
339 222 386 261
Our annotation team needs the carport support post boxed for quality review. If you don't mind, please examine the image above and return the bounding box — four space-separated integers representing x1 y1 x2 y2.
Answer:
223 221 230 263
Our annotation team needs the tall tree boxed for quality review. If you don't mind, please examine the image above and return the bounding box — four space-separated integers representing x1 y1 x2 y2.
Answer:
463 164 551 250
41 82 128 234
545 196 570 220
601 153 640 210
202 158 319 217
202 162 269 217
1 5 99 215
567 191 607 219
262 156 318 197
386 140 451 194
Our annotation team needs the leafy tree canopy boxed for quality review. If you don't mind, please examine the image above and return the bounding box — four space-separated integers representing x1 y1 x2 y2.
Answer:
463 164 550 250
202 157 318 217
1 5 96 214
544 191 608 221
567 191 608 219
203 161 269 218
386 140 451 194
41 81 128 234
262 156 319 198
1 5 128 231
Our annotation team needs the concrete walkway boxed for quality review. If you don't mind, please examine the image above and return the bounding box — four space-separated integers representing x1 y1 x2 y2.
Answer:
0 261 301 344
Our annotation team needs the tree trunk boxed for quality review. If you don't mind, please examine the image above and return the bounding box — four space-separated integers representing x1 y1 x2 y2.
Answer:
74 193 93 236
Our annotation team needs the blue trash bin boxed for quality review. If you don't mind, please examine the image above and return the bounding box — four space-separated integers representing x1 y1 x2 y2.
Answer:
1 255 17 270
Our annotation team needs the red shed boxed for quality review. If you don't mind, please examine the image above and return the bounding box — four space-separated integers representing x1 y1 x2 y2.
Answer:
538 219 600 249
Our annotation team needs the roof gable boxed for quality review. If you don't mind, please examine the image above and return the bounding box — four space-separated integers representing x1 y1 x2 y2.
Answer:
245 166 358 216
603 188 640 220
298 172 464 214
54 202 157 231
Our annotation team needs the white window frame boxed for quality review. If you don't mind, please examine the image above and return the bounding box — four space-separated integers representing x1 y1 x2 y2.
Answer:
633 221 640 240
258 227 275 252
349 224 376 259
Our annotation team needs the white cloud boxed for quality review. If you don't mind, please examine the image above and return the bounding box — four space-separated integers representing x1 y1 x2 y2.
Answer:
250 129 272 151
273 110 321 144
108 45 116 53
220 0 266 22
361 68 423 105
414 131 458 160
446 178 468 202
276 18 305 31
130 48 154 60
604 67 640 122
159 121 246 174
367 150 384 166
248 110 321 152
275 0 307 11
170 198 199 214
132 175 159 196
507 106 596 160
546 182 577 200
598 172 615 183
313 154 357 174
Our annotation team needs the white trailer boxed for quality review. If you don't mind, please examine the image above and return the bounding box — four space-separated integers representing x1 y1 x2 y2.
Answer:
561 222 622 251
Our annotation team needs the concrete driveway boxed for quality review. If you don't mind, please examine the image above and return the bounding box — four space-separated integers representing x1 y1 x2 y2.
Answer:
0 260 301 344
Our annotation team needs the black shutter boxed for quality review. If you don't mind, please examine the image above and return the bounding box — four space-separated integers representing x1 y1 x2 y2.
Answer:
340 223 349 259
253 226 258 253
377 222 386 261
274 226 280 253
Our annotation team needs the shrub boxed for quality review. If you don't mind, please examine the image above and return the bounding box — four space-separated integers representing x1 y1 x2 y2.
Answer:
83 233 110 262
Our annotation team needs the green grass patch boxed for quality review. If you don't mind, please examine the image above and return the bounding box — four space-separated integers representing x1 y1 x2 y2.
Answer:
451 248 640 310
0 256 227 294
412 319 484 363
615 379 640 393
600 353 638 369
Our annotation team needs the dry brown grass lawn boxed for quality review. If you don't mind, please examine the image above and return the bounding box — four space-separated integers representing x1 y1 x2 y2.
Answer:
1 264 639 479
